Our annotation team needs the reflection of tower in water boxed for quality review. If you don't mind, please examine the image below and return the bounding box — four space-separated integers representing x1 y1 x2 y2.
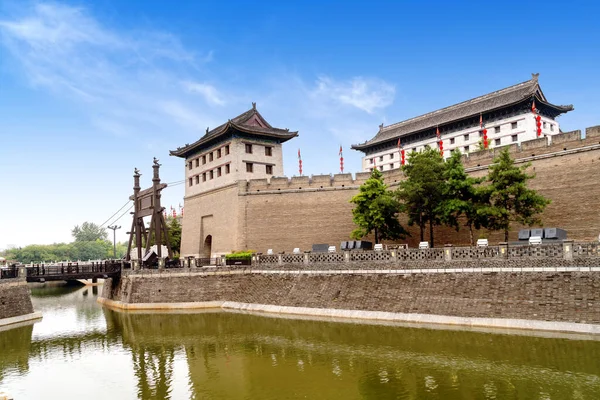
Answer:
131 345 175 400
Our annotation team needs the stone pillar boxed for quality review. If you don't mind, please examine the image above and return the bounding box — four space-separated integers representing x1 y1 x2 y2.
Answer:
344 251 350 262
18 266 27 279
158 258 165 270
443 245 453 262
278 254 283 266
304 253 309 264
132 260 139 271
499 242 508 259
390 250 397 262
563 240 574 260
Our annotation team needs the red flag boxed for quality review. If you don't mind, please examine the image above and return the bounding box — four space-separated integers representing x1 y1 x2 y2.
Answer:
479 113 483 128
531 99 537 114
298 149 302 175
436 126 440 139
339 146 344 173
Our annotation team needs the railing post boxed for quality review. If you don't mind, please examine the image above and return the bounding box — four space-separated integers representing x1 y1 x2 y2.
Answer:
18 266 27 279
563 240 574 260
499 242 508 259
304 253 309 265
444 244 453 262
278 254 283 266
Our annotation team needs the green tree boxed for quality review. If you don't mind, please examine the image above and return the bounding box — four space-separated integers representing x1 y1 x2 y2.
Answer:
396 146 446 247
439 151 489 246
72 222 108 242
350 168 407 244
485 148 551 241
166 216 182 255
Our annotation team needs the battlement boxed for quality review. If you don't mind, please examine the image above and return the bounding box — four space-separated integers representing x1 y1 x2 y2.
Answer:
238 126 600 194
462 126 600 168
240 169 408 194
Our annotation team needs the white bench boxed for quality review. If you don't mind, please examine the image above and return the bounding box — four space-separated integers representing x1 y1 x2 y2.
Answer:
419 241 430 249
328 246 337 253
477 239 489 247
529 236 542 245
293 248 301 254
374 244 383 251
267 249 274 255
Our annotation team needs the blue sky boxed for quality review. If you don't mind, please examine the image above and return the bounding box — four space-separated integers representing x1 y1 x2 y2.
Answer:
0 0 598 250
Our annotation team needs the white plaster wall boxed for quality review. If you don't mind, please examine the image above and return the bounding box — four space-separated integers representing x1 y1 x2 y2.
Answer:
361 113 562 172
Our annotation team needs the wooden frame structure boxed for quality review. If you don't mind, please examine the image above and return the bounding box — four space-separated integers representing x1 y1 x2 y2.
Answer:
126 158 172 266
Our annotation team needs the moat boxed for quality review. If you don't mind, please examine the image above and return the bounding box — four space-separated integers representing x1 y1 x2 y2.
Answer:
1 285 600 399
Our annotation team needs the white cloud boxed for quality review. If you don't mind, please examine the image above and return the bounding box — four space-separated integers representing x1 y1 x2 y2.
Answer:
313 76 395 113
183 81 226 106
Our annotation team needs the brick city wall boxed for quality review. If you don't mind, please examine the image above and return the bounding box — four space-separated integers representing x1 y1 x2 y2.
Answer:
180 126 600 256
103 263 600 324
0 279 34 321
237 127 600 253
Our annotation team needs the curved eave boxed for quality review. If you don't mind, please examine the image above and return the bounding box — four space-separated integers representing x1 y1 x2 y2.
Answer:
351 96 573 152
170 122 298 158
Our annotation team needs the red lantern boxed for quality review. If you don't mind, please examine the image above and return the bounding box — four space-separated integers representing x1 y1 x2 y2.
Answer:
536 115 542 137
401 149 405 165
482 128 488 148
439 140 443 156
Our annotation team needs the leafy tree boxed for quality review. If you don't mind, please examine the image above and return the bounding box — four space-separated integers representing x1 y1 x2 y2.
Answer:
439 151 488 246
485 148 551 241
396 146 446 247
350 168 407 244
72 222 108 242
166 216 182 255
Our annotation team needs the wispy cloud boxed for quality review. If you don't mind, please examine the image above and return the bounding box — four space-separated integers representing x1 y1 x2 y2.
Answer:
183 81 226 106
313 76 395 114
0 2 215 139
0 2 396 169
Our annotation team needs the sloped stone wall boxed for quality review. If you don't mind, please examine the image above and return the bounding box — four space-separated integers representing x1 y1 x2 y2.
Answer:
0 279 34 321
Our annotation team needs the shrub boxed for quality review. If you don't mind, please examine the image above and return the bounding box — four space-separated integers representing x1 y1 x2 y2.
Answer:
225 250 255 261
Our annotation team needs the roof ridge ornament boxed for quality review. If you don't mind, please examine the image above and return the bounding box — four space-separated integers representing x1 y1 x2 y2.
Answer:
206 127 209 134
379 123 384 132
252 102 256 110
531 72 539 81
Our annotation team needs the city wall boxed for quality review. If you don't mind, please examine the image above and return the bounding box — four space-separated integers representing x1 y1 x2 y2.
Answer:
100 243 600 334
0 278 41 328
234 126 600 253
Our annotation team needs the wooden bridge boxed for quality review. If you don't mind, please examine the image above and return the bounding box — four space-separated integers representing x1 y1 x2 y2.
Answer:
1 261 123 282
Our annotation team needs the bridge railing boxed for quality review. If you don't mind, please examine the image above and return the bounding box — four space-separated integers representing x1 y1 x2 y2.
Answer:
0 267 18 279
25 261 122 277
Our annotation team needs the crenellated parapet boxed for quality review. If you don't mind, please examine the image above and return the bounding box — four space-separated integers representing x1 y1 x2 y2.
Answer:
240 170 407 194
462 126 600 168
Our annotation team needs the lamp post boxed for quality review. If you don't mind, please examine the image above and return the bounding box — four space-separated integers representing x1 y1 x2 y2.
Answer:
107 225 121 259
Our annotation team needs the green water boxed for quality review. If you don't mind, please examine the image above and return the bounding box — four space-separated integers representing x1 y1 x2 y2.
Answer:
1 285 600 399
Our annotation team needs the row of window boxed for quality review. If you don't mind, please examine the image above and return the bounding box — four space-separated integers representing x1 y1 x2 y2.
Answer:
245 162 273 174
189 164 231 186
369 133 523 165
245 143 273 156
188 144 231 170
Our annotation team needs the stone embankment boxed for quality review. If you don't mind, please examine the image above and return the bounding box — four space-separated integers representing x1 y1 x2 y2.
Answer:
0 273 42 328
99 242 600 334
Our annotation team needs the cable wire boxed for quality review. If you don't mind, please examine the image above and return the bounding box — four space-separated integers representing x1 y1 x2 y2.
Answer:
99 201 132 228
105 203 134 227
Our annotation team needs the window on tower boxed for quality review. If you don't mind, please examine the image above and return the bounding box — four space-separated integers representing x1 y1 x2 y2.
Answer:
225 145 230 155
209 153 213 162
511 122 518 129
495 126 501 133
245 144 253 154
246 162 253 173
225 164 230 174
265 146 272 156
266 165 273 174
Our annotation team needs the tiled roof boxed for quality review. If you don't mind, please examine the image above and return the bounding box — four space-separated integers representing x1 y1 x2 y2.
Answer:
352 75 573 151
170 105 298 157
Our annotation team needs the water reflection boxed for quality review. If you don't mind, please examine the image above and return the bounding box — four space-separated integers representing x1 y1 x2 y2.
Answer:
1 285 600 399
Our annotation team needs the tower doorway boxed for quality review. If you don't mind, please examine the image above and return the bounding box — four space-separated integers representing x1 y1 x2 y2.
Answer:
203 235 212 258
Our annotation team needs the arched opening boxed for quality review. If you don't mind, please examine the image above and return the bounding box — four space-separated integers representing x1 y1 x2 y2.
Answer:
202 235 212 258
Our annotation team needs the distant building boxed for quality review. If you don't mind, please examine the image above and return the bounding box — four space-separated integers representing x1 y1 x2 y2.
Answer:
352 74 574 172
170 103 298 257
